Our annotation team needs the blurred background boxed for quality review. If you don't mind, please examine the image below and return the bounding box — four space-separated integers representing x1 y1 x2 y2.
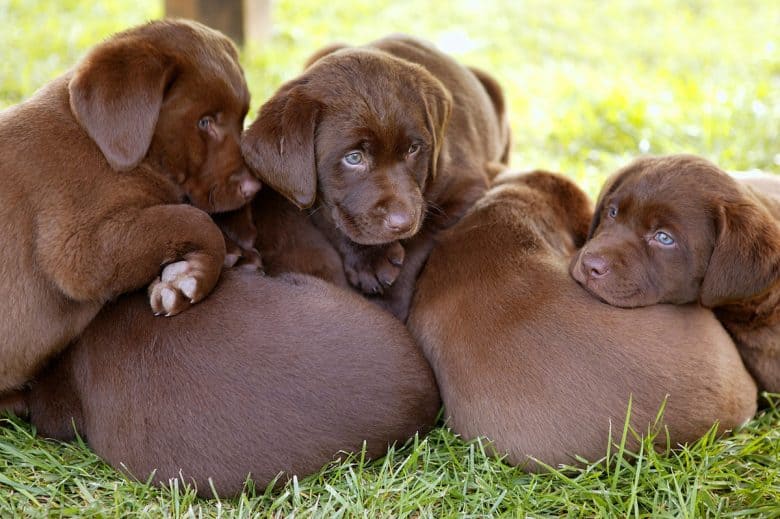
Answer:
2 0 778 194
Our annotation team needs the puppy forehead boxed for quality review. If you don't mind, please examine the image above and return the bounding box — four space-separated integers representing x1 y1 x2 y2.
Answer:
312 50 432 114
129 20 250 110
614 168 711 234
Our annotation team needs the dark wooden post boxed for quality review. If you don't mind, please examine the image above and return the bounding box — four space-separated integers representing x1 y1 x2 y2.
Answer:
165 0 271 45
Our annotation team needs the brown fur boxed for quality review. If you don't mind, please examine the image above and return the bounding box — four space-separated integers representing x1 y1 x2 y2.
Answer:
571 155 780 392
0 20 261 392
213 190 348 286
409 170 757 469
2 270 440 497
241 35 510 320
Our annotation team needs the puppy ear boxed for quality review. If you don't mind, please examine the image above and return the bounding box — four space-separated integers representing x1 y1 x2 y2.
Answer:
303 43 348 69
241 80 320 209
69 40 175 172
517 170 593 248
700 199 780 307
421 77 453 184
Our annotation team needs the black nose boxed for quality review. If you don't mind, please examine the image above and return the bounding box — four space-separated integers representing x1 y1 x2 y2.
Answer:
581 253 609 278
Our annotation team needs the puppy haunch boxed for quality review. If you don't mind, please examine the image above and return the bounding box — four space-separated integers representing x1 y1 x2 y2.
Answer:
5 271 440 497
409 170 757 469
572 154 780 392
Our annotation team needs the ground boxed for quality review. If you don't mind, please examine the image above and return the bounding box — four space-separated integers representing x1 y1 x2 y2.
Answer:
1 0 779 516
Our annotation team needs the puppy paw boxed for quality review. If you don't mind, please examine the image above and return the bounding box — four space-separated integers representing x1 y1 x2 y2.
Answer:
148 258 215 316
224 239 264 272
344 241 405 295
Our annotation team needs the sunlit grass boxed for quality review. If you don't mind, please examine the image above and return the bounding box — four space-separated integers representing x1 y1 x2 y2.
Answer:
2 398 779 516
2 0 780 516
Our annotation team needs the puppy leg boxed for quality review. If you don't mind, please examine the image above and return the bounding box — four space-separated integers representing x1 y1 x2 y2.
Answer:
311 215 406 294
340 240 406 295
0 390 28 419
39 204 226 316
738 344 780 394
376 230 436 321
213 205 264 271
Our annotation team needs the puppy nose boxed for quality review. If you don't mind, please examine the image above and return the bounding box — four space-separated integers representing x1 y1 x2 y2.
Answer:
582 254 609 278
385 212 413 233
237 172 262 200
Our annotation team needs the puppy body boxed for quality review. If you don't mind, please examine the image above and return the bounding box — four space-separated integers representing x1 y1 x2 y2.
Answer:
572 155 780 392
0 20 260 392
409 171 757 468
213 190 348 286
252 190 349 286
5 270 439 497
242 35 510 320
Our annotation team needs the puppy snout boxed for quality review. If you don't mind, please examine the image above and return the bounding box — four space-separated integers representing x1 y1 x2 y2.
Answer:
384 211 414 233
581 253 609 279
235 171 262 200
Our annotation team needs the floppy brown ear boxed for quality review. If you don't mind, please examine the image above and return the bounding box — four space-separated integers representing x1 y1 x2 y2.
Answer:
421 77 453 184
241 80 320 209
303 43 348 69
516 170 593 248
700 200 780 307
69 40 175 172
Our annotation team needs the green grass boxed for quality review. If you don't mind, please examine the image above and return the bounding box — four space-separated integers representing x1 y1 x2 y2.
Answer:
2 401 780 517
2 0 780 516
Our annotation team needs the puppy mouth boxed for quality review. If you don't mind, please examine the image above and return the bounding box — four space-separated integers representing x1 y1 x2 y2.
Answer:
331 203 422 245
575 271 657 309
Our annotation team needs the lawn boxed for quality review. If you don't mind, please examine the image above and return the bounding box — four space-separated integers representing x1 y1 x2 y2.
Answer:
2 0 780 516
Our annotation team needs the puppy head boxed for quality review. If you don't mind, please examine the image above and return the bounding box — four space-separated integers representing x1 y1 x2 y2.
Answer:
69 19 260 213
570 154 780 308
242 47 452 245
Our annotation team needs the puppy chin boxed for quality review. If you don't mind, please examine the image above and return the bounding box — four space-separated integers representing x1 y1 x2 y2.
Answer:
340 226 413 246
579 277 659 309
338 217 422 245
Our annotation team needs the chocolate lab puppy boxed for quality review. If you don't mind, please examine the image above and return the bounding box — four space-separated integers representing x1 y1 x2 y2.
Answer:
0 20 261 392
1 270 439 497
241 35 511 320
571 154 780 393
215 190 349 287
408 170 757 469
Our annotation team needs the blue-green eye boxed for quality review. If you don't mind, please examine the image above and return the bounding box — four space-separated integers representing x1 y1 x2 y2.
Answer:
343 151 364 166
607 205 618 218
655 231 675 246
198 116 213 131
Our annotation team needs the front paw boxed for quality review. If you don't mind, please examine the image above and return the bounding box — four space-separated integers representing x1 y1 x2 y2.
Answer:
344 241 405 295
224 238 264 272
148 256 218 316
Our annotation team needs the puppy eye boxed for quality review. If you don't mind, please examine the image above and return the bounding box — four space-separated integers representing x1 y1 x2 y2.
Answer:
654 231 675 246
607 205 618 218
198 116 214 131
343 151 364 166
407 143 421 156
